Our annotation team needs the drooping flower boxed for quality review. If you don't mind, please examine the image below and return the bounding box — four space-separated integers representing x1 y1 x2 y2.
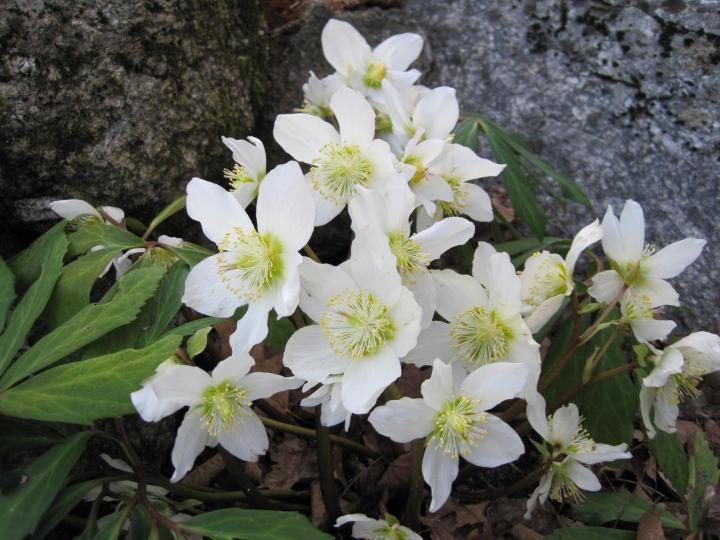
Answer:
182 161 315 353
145 355 302 482
369 359 527 512
640 332 720 438
299 71 343 119
221 136 266 208
335 513 421 540
520 219 603 333
274 86 399 225
283 226 422 414
525 399 631 518
589 200 705 308
348 179 474 327
321 19 423 103
404 242 541 401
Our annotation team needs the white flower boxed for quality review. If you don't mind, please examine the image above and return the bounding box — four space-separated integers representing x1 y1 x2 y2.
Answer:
221 136 266 208
274 86 399 226
182 161 315 353
131 358 185 422
300 376 352 429
520 219 603 333
336 513 421 540
349 179 474 328
640 332 720 438
619 289 676 343
525 399 631 519
369 359 527 512
404 243 541 401
589 200 705 308
147 355 302 482
396 130 452 215
284 227 422 414
299 71 343 119
415 144 504 228
321 19 423 103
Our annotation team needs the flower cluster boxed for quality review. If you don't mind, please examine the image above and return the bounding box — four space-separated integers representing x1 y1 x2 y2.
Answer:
105 17 717 527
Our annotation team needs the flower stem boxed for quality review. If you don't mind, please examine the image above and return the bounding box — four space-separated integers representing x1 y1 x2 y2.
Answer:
404 439 426 529
454 461 550 501
303 244 322 263
315 407 341 526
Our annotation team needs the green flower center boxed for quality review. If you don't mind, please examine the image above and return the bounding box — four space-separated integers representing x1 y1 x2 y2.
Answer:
403 155 427 186
224 164 261 192
430 395 488 458
621 293 654 321
549 461 584 503
311 143 373 204
523 254 568 307
320 289 395 359
663 360 707 405
198 381 248 436
450 307 514 370
217 228 284 300
388 231 430 281
363 62 387 89
435 176 468 217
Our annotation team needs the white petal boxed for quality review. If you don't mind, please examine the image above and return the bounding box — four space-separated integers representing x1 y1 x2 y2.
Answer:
413 175 454 214
630 318 676 343
407 271 437 329
350 226 402 306
525 472 552 519
550 403 582 448
308 178 346 226
565 219 603 274
567 461 602 491
600 204 623 264
284 325 348 381
272 253 302 317
335 514 375 528
222 136 266 179
618 200 645 263
412 87 458 140
50 199 100 220
229 299 272 353
211 355 255 384
182 255 243 318
639 386 657 439
368 397 436 442
341 346 400 414
525 393 550 441
381 80 412 136
386 68 421 90
446 144 505 181
486 252 523 317
331 87 375 148
423 443 458 513
373 33 423 71
421 359 454 410
462 183 494 222
242 373 303 401
217 410 268 462
463 414 524 467
413 217 474 261
471 241 498 288
574 443 631 465
170 412 210 482
256 161 315 251
525 295 566 334
153 365 210 406
273 113 338 164
380 179 416 233
388 287 422 357
364 139 399 182
186 178 253 243
654 397 679 434
321 19 371 76
431 269 488 320
298 257 357 322
460 362 528 411
644 238 706 279
644 348 684 387
588 270 624 303
131 383 182 423
635 278 679 307
402 321 454 367
348 186 390 234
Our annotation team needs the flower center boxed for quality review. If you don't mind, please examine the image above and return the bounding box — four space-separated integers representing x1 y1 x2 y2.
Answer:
435 176 468 217
216 228 284 300
523 254 568 307
363 62 387 89
553 419 593 457
663 360 707 405
373 525 408 540
621 293 654 321
224 164 258 191
403 155 427 185
198 381 248 436
311 143 373 204
549 461 584 503
388 231 430 281
430 395 488 458
320 289 395 359
450 307 513 369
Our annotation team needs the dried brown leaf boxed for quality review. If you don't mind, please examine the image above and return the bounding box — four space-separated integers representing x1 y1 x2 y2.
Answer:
379 452 412 489
263 435 318 489
310 479 327 528
395 364 431 398
637 506 665 540
511 523 544 540
180 453 225 487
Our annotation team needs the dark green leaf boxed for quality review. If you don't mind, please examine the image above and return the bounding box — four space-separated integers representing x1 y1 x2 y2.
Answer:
144 196 186 240
266 313 295 349
0 229 67 376
572 492 684 529
67 221 144 258
128 505 152 540
180 508 332 540
546 527 635 540
494 236 566 257
453 118 479 152
0 266 165 388
647 431 689 496
0 257 15 333
34 478 103 538
688 431 719 532
8 221 67 293
44 247 122 328
92 505 133 540
0 431 89 540
540 314 589 405
0 335 181 424
163 317 226 339
165 241 214 268
0 417 62 456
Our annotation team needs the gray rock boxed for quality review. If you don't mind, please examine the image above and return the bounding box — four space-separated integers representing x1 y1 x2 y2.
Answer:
264 0 719 331
0 0 266 242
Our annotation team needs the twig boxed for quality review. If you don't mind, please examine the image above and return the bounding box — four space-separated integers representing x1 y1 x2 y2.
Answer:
315 407 341 525
404 439 425 528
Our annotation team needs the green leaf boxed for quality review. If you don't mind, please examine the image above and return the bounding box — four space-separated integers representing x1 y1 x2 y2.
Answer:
34 478 103 538
67 220 144 258
163 317 226 339
8 221 67 293
0 417 62 456
0 266 165 388
540 314 589 405
546 527 635 540
44 247 122 328
0 229 67 376
688 431 719 532
572 492 684 529
187 326 212 358
0 335 181 424
494 236 566 257
180 508 332 539
92 505 133 540
165 241 214 268
484 123 547 239
144 195 186 239
453 118 479 152
647 431 689 496
0 431 89 540
265 313 295 349
0 257 15 333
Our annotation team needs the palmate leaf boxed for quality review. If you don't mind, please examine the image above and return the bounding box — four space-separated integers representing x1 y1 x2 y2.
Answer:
0 334 180 424
0 227 67 376
572 492 684 530
0 266 165 389
0 431 90 540
67 220 144 258
8 220 67 292
452 117 480 152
